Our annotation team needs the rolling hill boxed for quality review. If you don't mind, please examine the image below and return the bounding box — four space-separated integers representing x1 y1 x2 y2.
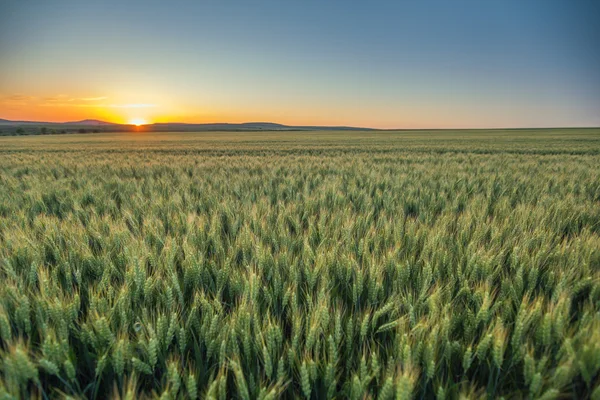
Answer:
0 118 375 135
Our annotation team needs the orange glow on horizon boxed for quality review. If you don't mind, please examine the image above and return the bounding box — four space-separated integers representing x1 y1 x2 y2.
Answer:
0 94 546 129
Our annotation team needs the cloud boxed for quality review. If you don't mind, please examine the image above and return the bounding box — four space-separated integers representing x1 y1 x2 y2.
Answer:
7 94 35 101
80 96 107 101
39 102 157 108
1 94 157 109
0 94 36 105
1 94 109 106
107 103 156 108
42 94 71 102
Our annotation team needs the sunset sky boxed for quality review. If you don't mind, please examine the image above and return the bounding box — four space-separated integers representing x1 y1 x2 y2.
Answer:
1 0 599 128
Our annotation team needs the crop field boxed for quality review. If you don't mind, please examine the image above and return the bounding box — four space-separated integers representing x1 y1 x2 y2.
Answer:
0 129 599 399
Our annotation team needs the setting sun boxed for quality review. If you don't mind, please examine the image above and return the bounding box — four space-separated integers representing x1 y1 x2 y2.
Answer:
129 118 147 126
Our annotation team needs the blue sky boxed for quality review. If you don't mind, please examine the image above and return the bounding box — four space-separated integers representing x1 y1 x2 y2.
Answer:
1 0 598 128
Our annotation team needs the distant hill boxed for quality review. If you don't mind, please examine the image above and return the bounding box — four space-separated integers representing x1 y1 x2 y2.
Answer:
150 122 373 131
64 119 115 126
0 118 376 135
150 122 291 131
0 118 51 125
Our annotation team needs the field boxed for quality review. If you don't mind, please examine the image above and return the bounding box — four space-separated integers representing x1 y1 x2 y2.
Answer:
0 129 599 399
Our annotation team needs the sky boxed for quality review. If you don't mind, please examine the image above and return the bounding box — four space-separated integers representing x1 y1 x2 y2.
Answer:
1 0 599 129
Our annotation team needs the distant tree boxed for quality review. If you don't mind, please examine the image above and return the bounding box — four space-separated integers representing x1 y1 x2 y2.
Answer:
16 128 25 135
78 128 86 134
92 129 99 133
40 127 48 135
51 129 57 135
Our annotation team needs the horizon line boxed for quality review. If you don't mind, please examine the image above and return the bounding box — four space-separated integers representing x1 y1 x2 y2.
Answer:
1 117 599 131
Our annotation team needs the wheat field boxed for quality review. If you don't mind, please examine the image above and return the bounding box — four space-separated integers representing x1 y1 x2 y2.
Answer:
0 130 599 399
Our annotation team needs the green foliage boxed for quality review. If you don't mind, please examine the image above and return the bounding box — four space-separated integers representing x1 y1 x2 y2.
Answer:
0 130 599 398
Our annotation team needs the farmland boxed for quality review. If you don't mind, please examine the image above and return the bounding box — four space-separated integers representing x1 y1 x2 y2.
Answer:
0 129 599 398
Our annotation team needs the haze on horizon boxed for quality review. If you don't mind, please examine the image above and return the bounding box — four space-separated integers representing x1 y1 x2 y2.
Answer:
1 0 599 129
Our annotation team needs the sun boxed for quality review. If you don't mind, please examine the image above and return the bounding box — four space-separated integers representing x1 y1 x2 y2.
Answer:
129 118 147 126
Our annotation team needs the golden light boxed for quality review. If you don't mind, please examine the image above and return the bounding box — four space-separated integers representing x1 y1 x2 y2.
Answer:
129 118 147 126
